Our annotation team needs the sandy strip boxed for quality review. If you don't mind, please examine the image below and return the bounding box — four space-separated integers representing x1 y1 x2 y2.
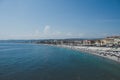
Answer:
56 45 120 63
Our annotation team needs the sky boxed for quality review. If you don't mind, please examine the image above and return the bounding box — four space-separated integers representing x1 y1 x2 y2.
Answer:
0 0 120 40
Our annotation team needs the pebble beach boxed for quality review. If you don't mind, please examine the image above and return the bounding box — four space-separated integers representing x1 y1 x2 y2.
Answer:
56 45 120 63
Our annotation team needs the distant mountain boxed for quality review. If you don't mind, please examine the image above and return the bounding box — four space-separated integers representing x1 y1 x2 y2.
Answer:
0 40 30 43
64 38 103 40
0 38 104 43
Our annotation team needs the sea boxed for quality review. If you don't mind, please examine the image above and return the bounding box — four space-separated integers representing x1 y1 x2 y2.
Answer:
0 43 120 80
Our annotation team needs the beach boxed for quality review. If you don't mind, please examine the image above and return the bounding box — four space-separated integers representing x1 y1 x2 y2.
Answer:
55 45 120 63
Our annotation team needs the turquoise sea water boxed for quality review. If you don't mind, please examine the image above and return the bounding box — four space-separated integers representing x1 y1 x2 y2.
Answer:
0 43 120 80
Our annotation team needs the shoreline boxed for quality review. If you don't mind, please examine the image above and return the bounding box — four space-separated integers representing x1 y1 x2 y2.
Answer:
49 44 120 63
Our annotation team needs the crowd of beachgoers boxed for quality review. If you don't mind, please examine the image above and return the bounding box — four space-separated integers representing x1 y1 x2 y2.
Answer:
55 45 120 63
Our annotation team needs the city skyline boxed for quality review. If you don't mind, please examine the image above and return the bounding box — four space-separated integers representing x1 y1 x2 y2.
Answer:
0 0 120 40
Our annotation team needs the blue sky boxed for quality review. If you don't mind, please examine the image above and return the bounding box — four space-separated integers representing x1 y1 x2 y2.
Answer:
0 0 120 39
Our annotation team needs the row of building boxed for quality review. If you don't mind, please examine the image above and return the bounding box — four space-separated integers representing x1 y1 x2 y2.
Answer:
36 36 120 47
82 36 120 47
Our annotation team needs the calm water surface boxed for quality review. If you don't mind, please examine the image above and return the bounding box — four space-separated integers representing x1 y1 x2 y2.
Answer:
0 43 120 80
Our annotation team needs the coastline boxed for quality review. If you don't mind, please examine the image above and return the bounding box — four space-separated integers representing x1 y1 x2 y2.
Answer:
52 44 120 63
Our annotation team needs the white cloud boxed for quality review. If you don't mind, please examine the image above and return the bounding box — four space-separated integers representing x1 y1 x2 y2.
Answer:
35 30 40 35
43 25 51 35
0 25 87 40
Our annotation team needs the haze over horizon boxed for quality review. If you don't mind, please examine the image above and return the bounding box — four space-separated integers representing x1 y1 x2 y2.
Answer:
0 0 120 40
